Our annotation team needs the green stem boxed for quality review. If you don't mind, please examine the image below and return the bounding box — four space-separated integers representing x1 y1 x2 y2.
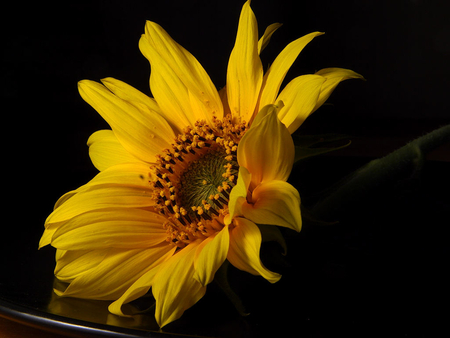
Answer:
312 124 450 221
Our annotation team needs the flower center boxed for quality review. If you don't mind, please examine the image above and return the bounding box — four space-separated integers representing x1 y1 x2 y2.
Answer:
150 115 247 248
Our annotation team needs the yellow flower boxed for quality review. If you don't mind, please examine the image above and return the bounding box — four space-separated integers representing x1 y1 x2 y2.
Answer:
39 0 363 328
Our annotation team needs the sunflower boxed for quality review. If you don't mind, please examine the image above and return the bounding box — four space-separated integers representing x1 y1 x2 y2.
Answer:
39 0 363 327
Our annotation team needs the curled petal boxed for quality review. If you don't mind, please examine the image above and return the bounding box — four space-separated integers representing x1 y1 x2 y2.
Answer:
228 217 281 283
238 104 294 188
276 75 326 134
241 180 302 232
312 67 365 113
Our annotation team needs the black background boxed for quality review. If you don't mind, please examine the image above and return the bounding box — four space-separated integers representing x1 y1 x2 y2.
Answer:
2 0 450 337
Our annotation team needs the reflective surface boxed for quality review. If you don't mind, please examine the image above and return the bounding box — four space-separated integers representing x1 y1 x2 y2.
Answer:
2 156 449 337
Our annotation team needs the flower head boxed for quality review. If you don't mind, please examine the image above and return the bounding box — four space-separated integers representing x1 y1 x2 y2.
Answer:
40 0 363 327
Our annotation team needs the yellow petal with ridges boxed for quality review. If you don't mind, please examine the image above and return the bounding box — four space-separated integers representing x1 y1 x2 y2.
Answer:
55 249 108 283
56 245 171 300
238 104 294 188
87 130 140 171
312 67 365 113
258 31 324 110
152 240 206 327
78 80 175 163
227 217 281 283
108 244 176 316
140 37 196 132
194 225 230 286
226 0 263 122
51 209 168 250
81 162 154 190
139 21 223 129
45 185 154 226
241 180 302 232
276 74 326 133
100 77 162 116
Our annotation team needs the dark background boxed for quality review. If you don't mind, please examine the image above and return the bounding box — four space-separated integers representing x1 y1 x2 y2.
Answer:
2 0 450 337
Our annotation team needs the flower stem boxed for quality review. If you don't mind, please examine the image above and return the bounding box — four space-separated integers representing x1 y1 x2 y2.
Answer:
312 124 450 221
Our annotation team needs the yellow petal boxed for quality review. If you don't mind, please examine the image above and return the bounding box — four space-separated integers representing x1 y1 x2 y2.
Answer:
312 67 365 113
152 240 206 327
55 249 108 283
108 245 176 316
218 86 232 117
276 74 326 133
258 31 324 109
87 130 140 171
39 228 56 249
227 217 281 283
82 162 154 189
45 185 154 226
78 80 175 163
228 166 251 223
41 163 153 248
139 21 223 130
241 180 302 232
193 225 230 286
56 245 172 300
51 209 168 250
100 77 162 116
258 23 283 54
226 0 263 122
237 104 294 188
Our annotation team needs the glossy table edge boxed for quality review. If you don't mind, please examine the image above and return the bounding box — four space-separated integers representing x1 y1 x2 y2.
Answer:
0 298 169 338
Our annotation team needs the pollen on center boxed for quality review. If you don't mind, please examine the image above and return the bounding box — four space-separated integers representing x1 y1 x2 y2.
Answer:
149 114 247 248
